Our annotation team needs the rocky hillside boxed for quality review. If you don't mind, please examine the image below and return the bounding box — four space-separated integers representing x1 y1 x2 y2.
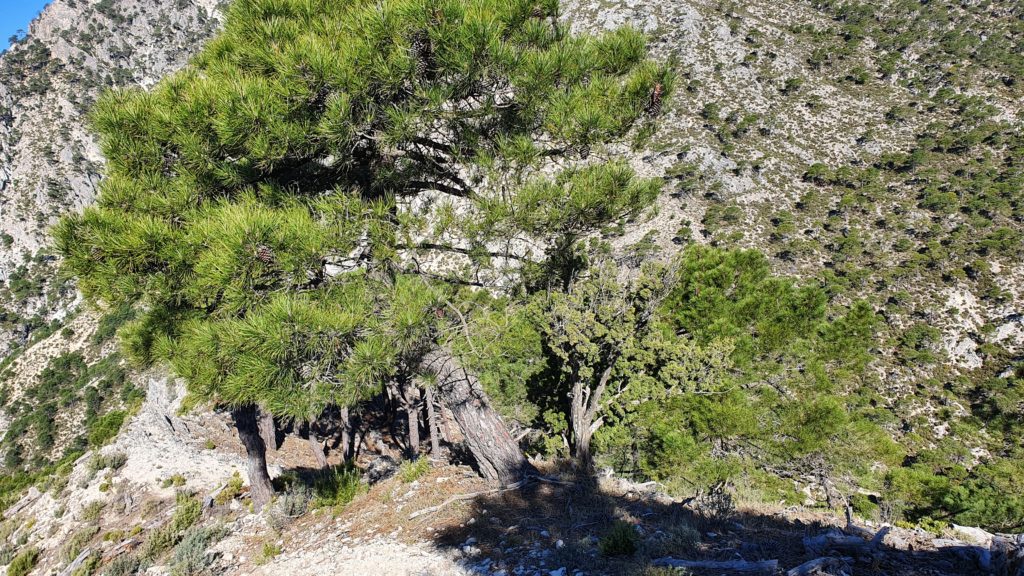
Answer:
0 0 221 358
0 0 1022 574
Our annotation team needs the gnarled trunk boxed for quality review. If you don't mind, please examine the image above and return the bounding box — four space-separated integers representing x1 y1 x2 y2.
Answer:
418 347 535 485
231 404 273 511
569 363 614 471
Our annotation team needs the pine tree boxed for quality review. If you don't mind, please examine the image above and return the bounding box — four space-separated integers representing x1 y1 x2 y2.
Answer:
55 0 671 508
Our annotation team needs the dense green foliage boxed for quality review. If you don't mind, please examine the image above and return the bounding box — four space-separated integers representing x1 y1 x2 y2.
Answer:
56 0 670 426
41 0 1024 533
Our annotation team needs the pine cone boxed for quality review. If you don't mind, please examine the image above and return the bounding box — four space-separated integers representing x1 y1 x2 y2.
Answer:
255 244 275 264
531 5 545 18
410 31 435 80
646 83 664 116
578 143 591 159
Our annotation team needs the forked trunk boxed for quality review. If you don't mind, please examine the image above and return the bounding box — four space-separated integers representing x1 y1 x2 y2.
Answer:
231 404 273 511
418 347 535 485
570 381 594 469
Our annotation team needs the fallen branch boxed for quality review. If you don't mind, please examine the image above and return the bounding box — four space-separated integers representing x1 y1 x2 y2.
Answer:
409 480 526 519
651 558 779 573
102 537 141 562
803 530 873 557
57 548 92 576
786 556 852 576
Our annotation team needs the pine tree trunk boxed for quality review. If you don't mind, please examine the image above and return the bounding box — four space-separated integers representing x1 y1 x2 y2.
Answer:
400 382 421 459
418 347 535 485
258 406 277 451
425 386 441 457
308 424 328 469
340 407 351 462
231 404 273 511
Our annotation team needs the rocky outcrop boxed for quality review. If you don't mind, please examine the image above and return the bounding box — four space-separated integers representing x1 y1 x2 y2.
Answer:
0 0 220 357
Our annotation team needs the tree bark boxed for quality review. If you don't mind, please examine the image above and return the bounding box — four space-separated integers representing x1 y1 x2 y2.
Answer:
418 347 535 485
257 406 277 451
308 423 328 469
570 362 614 470
340 407 351 462
231 404 273 512
400 381 421 459
425 386 441 457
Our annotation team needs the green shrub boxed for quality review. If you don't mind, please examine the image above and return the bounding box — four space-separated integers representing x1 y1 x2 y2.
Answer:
89 451 128 473
850 493 879 519
599 521 638 557
170 493 202 533
103 554 141 576
141 525 178 560
255 541 282 565
63 525 99 562
81 500 105 521
161 474 186 488
170 526 227 576
213 472 243 505
312 464 362 509
398 458 429 483
7 547 40 576
87 411 127 447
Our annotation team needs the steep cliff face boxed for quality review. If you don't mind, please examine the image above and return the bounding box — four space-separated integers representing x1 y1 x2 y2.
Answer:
0 0 221 357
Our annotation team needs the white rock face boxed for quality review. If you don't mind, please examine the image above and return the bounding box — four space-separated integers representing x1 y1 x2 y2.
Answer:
0 0 221 356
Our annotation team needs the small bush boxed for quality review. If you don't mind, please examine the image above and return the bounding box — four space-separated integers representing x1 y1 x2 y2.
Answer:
63 525 99 562
89 452 128 473
170 525 227 576
142 525 177 560
81 500 105 521
276 483 312 518
645 523 700 557
171 493 202 533
312 464 362 509
7 547 40 576
255 541 281 565
141 493 202 561
599 521 638 557
103 554 141 576
214 472 243 505
398 458 429 483
695 483 735 520
162 474 186 488
87 411 127 447
850 493 879 519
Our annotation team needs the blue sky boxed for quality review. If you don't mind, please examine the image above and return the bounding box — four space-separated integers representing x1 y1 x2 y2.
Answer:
1 0 50 52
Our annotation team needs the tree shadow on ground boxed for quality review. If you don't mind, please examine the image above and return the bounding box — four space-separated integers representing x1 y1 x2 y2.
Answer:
431 476 995 576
